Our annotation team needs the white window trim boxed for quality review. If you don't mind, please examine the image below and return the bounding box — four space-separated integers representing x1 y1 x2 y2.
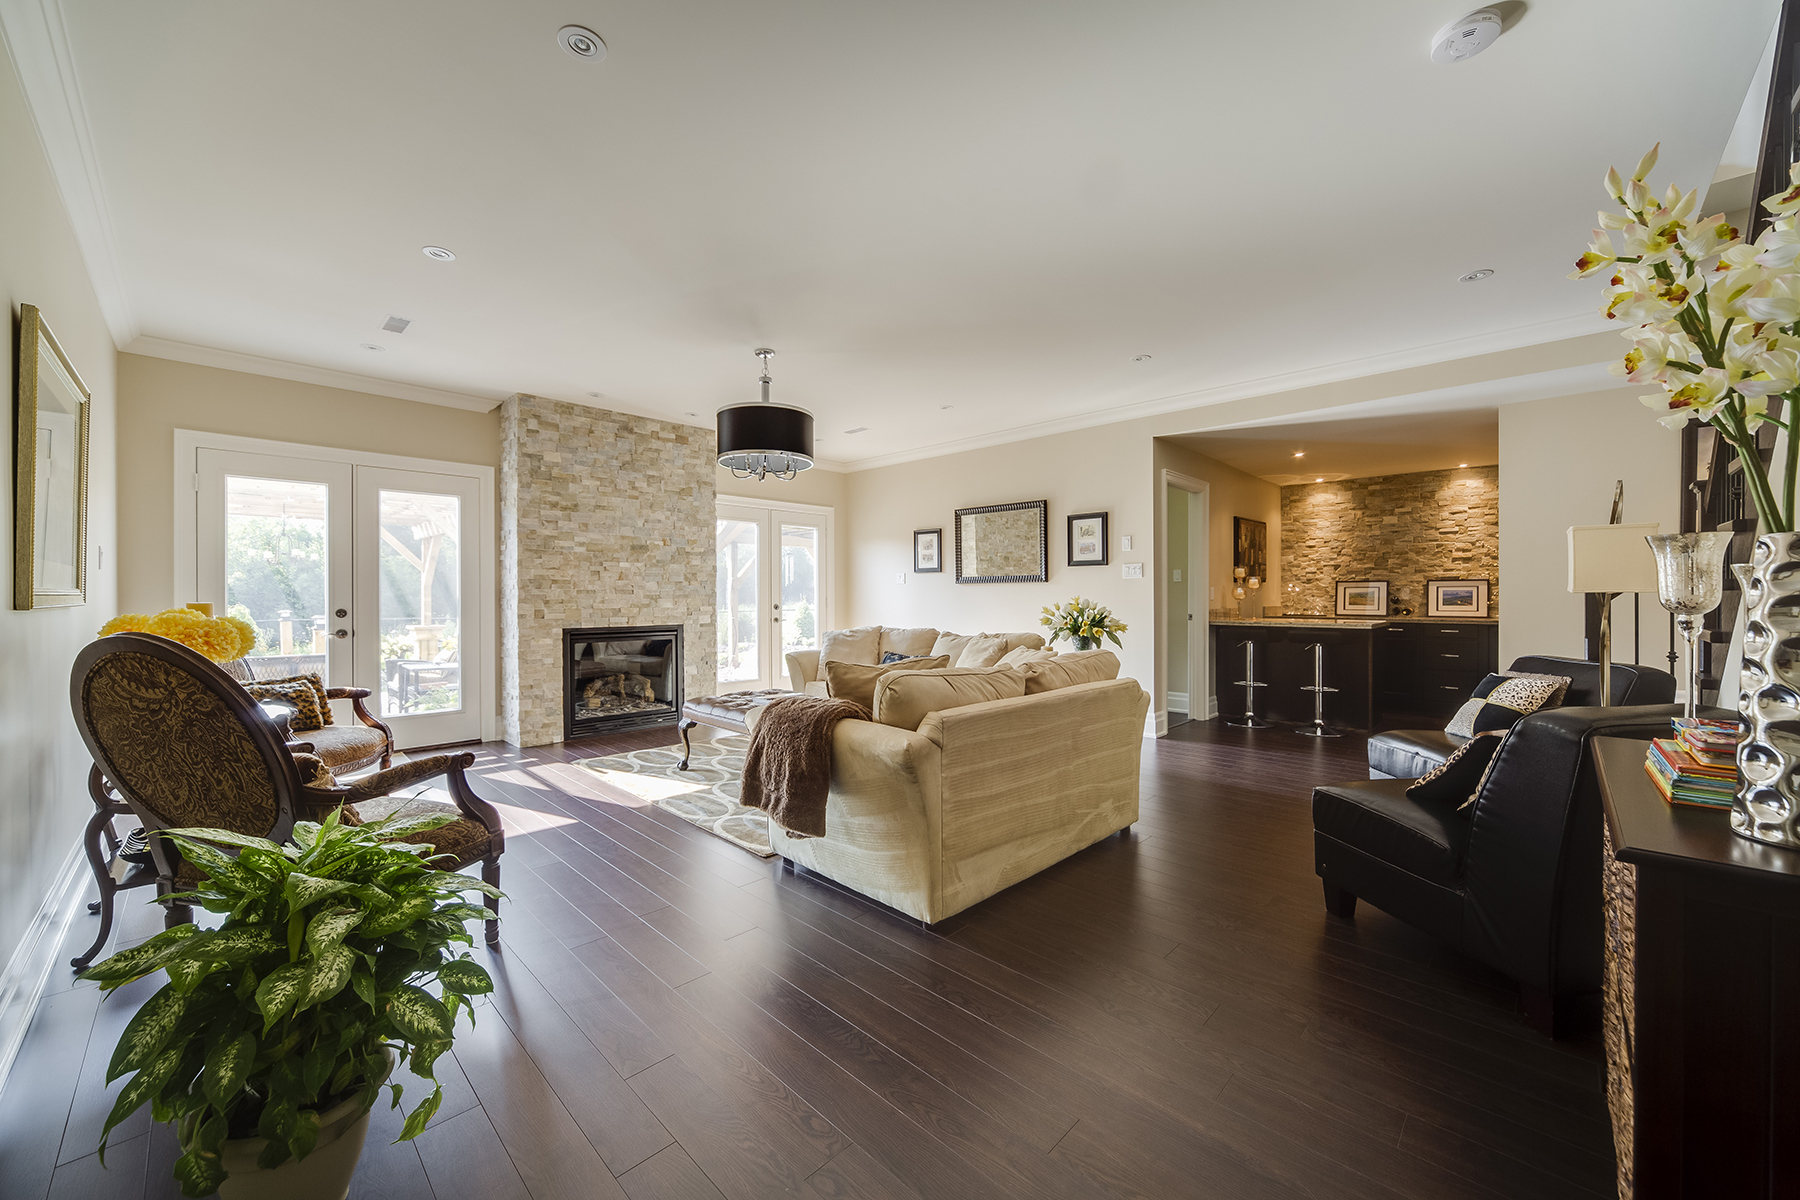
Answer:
172 429 499 742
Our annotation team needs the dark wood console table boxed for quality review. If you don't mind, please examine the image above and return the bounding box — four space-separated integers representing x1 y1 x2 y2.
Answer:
1593 735 1800 1199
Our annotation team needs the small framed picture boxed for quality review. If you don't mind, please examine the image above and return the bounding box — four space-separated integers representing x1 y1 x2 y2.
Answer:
914 528 942 573
1427 578 1489 618
1067 511 1109 566
1336 580 1389 617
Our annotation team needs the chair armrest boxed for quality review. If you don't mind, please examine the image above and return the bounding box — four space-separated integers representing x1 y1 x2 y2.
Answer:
786 650 821 688
316 751 505 856
326 687 372 699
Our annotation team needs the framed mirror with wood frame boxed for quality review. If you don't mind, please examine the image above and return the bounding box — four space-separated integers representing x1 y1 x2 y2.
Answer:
14 303 92 609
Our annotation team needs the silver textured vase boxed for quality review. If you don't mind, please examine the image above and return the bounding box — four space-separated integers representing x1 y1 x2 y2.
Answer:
1735 532 1800 847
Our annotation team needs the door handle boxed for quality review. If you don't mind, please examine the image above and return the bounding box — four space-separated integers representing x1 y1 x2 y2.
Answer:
333 629 349 640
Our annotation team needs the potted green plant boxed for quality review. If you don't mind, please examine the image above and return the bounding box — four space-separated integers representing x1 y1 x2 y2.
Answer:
79 807 499 1199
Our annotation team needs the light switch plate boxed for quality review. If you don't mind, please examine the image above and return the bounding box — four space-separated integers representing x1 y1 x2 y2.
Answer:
1122 563 1144 579
1172 568 1182 582
1122 535 1134 551
896 573 905 584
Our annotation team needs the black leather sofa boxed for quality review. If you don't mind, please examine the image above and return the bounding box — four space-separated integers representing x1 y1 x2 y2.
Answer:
1314 704 1690 1036
1367 656 1677 779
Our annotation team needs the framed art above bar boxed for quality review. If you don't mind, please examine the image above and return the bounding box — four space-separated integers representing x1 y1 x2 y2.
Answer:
1067 511 1108 566
1427 578 1490 618
14 303 91 610
914 528 942 573
1233 517 1266 580
1335 580 1388 617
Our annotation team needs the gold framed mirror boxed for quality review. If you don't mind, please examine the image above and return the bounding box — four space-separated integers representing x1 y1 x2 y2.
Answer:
14 303 91 609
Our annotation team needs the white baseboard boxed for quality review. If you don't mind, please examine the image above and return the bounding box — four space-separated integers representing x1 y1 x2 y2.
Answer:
1147 708 1168 738
1167 691 1189 714
0 844 90 1099
1207 694 1219 720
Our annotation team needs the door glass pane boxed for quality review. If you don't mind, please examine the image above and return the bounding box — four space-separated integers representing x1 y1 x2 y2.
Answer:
377 490 463 716
225 476 329 679
717 518 760 683
781 524 819 654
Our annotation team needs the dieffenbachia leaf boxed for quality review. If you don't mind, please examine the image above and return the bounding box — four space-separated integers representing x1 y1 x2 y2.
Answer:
297 945 355 1011
163 956 212 994
284 872 353 913
436 958 493 996
372 813 458 840
106 984 187 1083
385 985 453 1043
167 828 282 854
255 962 309 1031
350 969 378 1011
201 1030 256 1111
171 1145 228 1197
433 903 494 925
305 907 363 954
360 895 435 937
78 923 199 985
396 1083 443 1142
99 1044 183 1159
160 926 282 970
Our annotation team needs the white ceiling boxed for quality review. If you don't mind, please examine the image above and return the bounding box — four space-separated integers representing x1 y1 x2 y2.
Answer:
7 0 1778 465
1170 408 1499 485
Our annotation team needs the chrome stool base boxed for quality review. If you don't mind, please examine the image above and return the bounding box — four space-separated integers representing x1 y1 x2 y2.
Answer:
1297 641 1342 738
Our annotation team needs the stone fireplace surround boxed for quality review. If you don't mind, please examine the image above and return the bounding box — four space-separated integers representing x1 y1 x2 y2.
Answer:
501 394 718 746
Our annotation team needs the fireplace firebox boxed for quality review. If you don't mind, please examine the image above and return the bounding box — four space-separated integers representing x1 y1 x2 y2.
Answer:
563 625 683 739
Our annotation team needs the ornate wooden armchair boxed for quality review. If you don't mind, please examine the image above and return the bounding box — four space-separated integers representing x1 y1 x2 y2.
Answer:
222 660 395 775
68 632 503 969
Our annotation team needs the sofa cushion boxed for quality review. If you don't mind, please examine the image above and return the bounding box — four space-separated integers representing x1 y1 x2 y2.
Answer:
873 666 1029 731
1406 730 1506 808
803 680 829 697
992 632 1047 654
931 631 976 663
1015 650 1120 694
823 655 950 709
879 627 939 659
1312 779 1471 888
997 646 1056 668
956 635 1011 668
820 626 883 667
1368 729 1464 780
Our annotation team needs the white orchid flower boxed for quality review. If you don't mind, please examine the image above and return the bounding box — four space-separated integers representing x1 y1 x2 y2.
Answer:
1610 329 1697 383
1641 368 1730 429
1633 143 1661 183
1738 348 1800 399
1570 229 1621 279
1599 210 1637 231
1623 176 1651 213
1679 214 1741 267
1755 222 1800 270
1743 274 1800 324
1606 166 1627 204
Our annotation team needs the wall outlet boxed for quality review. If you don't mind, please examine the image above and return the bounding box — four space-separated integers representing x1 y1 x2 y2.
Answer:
1172 568 1182 582
1122 563 1144 579
1209 586 1216 602
1122 535 1133 551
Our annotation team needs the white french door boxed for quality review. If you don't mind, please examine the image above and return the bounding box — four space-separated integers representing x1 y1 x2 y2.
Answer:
716 500 832 692
184 435 492 750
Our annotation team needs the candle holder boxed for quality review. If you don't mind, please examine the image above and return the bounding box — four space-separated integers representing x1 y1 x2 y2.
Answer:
1645 532 1731 720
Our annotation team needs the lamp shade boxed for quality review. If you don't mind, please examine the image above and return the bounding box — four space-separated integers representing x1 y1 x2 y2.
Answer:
716 404 814 478
1567 522 1661 593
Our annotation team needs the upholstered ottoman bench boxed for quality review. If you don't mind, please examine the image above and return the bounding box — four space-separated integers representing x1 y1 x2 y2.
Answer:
678 690 788 769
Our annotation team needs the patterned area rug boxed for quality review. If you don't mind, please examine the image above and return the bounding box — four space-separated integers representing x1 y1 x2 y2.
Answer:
572 735 773 858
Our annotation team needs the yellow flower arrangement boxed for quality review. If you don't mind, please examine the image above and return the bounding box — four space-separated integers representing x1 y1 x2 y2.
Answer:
1040 596 1127 651
99 608 258 663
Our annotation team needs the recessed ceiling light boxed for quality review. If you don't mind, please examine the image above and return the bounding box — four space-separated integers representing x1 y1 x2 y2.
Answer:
685 411 698 417
1315 477 1324 483
587 391 600 398
359 343 385 352
940 405 954 410
1459 269 1495 282
1459 463 1469 468
1431 8 1503 64
1133 354 1152 362
558 24 606 60
422 246 456 261
844 427 868 434
1293 451 1305 458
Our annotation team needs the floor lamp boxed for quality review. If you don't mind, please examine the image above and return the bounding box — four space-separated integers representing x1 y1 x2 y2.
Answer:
1568 522 1660 706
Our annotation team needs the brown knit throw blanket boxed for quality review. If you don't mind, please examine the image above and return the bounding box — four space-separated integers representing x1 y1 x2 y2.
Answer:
739 694 869 838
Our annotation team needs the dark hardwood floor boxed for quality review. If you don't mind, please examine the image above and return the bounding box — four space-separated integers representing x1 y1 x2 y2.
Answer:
0 719 1614 1200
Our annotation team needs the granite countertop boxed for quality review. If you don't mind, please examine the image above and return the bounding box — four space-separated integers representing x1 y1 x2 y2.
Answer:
1209 618 1389 629
1384 615 1499 624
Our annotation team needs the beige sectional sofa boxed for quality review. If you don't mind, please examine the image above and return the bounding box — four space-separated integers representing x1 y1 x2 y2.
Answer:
772 626 1149 924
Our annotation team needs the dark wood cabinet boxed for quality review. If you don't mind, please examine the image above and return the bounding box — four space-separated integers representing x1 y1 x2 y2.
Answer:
1374 620 1498 719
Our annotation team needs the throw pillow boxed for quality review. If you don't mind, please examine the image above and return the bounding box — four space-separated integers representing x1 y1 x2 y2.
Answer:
1501 670 1574 708
1015 650 1121 694
1452 674 1562 739
997 646 1056 668
873 666 1029 731
1444 674 1507 738
246 672 333 730
1445 672 1568 738
246 680 328 732
880 651 922 664
956 635 1011 668
930 631 976 664
823 655 950 709
878 627 939 659
987 632 1048 654
1407 730 1506 805
1460 728 1514 812
820 626 883 667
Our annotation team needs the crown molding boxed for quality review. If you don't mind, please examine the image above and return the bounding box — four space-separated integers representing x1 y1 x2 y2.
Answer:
125 336 503 412
0 0 137 344
838 310 1612 472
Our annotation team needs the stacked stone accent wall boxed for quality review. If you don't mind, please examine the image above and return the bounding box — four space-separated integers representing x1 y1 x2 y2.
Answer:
1279 466 1498 618
501 395 716 746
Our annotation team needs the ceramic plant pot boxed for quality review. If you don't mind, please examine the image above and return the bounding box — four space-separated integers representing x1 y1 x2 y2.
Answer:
1735 531 1800 847
212 1048 390 1200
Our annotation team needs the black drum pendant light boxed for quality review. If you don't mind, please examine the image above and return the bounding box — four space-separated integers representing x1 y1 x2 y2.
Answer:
716 348 814 481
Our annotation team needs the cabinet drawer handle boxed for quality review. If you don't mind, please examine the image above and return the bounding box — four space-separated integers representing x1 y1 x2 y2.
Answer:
1442 685 1461 690
1442 653 1460 659
1439 629 1459 634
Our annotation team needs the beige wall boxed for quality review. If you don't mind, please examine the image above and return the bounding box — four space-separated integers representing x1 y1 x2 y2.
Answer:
115 353 501 613
714 463 850 633
0 52 119 972
1498 388 1680 671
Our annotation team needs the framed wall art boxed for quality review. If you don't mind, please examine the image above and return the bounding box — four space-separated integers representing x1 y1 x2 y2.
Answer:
914 528 942 572
955 500 1048 583
1067 511 1108 566
1335 580 1388 617
1427 578 1490 618
14 303 91 610
1233 516 1266 580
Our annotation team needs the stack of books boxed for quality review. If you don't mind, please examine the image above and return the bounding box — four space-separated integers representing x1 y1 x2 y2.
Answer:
1643 717 1742 810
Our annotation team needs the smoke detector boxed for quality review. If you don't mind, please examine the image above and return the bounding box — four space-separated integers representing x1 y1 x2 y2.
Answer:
1431 9 1503 63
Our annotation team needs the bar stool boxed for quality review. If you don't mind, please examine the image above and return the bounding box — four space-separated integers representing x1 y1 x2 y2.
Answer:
1224 639 1272 728
1296 641 1341 738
